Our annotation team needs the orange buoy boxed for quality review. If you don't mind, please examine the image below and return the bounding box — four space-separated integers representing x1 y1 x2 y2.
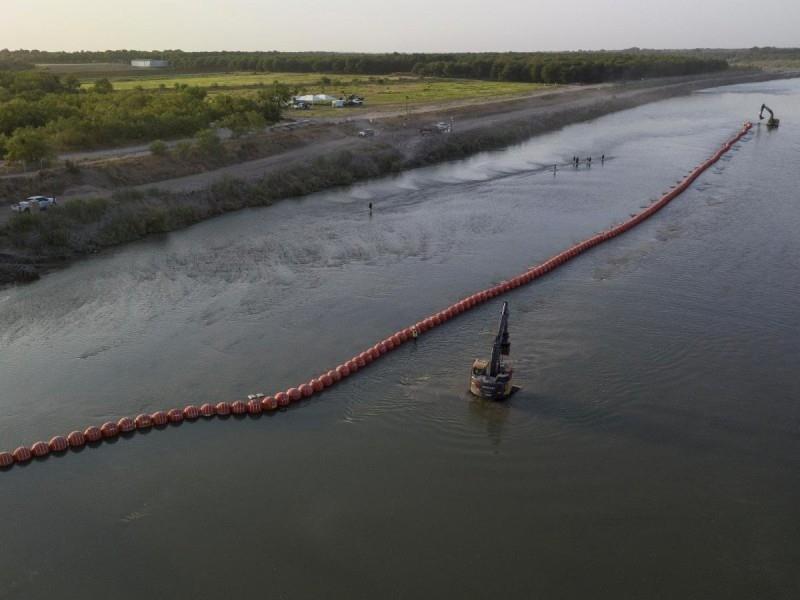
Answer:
346 359 359 373
48 436 68 453
84 426 102 442
215 402 231 416
31 441 49 457
231 401 247 415
321 373 334 387
151 411 169 426
13 447 31 463
247 399 262 414
299 383 313 398
183 405 201 420
0 452 13 468
328 368 341 382
311 378 325 392
336 364 350 378
199 403 215 417
101 422 119 438
275 392 290 407
135 413 154 428
287 387 302 402
67 431 86 447
262 396 278 411
117 417 135 433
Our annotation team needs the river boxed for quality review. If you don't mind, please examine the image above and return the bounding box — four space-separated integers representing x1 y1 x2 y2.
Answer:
1 78 798 599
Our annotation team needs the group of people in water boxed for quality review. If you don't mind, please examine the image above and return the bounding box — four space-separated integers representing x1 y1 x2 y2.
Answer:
553 154 606 174
571 154 604 167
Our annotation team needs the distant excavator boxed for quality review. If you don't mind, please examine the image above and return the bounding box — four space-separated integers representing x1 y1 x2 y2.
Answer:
759 104 780 129
469 301 518 400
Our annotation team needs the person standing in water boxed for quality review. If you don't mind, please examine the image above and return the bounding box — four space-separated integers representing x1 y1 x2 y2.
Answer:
369 202 373 216
601 154 605 165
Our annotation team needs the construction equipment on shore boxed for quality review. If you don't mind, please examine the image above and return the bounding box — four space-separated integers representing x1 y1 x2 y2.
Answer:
759 104 780 128
469 301 517 400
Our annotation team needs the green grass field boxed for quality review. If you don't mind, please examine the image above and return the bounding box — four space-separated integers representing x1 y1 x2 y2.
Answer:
732 59 800 71
94 71 345 90
80 71 551 114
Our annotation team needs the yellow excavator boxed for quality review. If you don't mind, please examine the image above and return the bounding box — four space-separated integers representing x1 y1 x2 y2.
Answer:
469 301 517 400
759 104 780 129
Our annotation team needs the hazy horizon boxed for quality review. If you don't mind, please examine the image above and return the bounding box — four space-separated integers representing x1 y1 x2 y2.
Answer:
5 0 798 54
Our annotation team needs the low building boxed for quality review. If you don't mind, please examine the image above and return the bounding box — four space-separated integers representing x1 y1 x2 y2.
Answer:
293 93 338 105
131 59 169 68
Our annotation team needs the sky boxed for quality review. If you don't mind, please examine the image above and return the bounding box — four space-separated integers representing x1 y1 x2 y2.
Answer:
3 0 798 52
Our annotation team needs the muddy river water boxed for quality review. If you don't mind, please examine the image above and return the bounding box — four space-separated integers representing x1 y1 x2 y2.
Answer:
1 78 799 599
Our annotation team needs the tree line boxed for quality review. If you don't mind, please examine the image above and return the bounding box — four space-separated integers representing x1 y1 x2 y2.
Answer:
1 49 731 84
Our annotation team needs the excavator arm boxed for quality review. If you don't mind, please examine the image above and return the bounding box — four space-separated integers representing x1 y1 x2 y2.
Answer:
759 104 774 121
489 302 510 377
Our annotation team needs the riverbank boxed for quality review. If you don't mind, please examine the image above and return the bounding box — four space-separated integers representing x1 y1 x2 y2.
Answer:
0 69 795 286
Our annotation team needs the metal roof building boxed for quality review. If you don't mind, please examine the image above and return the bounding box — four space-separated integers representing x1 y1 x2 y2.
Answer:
131 59 169 68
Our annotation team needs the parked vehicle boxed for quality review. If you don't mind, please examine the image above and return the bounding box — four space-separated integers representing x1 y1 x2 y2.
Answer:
358 129 375 137
10 196 57 213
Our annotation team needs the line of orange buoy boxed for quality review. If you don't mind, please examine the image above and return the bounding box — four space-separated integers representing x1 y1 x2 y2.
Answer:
0 122 752 471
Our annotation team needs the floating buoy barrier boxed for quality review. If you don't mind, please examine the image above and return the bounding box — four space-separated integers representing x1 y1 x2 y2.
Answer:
0 123 752 471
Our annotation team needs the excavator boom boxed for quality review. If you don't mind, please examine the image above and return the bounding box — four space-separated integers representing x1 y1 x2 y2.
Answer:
469 301 515 401
489 302 510 376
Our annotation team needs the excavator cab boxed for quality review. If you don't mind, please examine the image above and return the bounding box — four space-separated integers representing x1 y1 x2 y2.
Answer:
471 359 489 377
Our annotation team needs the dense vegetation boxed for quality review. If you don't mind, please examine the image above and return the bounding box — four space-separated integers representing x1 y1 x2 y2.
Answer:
2 48 731 84
0 70 288 160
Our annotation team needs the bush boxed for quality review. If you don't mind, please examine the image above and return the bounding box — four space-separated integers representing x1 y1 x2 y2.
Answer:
92 78 114 94
149 140 168 156
60 197 109 223
173 141 193 161
194 129 223 158
4 127 54 164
